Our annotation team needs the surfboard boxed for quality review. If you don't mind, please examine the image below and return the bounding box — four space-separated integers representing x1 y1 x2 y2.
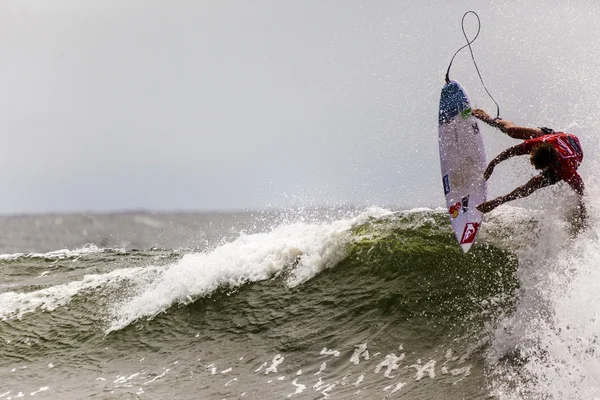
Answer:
438 80 487 253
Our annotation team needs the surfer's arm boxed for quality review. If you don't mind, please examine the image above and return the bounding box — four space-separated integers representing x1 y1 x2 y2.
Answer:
477 175 550 213
483 145 526 180
472 109 545 139
574 195 588 232
564 172 588 230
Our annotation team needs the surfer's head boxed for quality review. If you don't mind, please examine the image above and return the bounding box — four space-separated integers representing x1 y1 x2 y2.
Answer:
530 142 558 169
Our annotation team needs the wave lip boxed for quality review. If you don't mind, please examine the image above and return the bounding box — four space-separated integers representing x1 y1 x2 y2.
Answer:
106 208 393 333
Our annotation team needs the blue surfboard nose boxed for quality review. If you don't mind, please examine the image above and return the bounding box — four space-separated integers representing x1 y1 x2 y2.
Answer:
439 80 470 125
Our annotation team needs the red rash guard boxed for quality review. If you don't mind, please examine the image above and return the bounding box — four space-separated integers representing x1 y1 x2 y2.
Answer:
520 133 584 194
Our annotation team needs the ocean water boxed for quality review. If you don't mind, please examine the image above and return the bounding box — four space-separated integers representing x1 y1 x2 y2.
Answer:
0 206 598 399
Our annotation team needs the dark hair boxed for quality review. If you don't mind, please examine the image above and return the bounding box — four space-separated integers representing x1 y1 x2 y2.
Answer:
530 142 558 169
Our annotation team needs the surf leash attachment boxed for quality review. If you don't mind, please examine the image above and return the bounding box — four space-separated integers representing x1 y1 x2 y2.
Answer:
445 11 501 119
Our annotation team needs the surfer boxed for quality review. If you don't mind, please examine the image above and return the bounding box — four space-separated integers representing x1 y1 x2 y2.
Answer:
471 109 587 228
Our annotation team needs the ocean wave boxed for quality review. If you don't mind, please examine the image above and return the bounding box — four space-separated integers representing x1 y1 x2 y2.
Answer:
4 205 581 399
5 202 594 400
105 208 394 332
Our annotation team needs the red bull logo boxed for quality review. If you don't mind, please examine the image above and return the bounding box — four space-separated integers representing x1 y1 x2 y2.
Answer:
448 202 461 218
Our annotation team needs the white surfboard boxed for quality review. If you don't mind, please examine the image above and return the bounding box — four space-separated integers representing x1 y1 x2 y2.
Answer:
438 80 487 253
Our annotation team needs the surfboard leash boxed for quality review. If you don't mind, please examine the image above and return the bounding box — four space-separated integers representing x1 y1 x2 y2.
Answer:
445 11 501 119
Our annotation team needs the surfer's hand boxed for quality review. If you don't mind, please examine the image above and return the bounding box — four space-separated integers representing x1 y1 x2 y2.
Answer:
472 109 491 123
477 199 500 213
570 199 588 236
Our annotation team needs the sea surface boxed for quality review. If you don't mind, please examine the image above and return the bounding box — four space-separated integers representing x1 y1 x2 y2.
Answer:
1 207 599 399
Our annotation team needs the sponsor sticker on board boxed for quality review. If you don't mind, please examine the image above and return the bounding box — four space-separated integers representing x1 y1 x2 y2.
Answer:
443 174 450 196
448 202 461 219
460 222 480 245
461 195 469 212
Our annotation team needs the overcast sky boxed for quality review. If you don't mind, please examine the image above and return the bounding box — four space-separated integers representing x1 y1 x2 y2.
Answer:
1 0 599 213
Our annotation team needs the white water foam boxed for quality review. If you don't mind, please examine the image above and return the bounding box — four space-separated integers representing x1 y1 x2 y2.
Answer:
106 208 392 332
0 266 157 321
488 199 600 399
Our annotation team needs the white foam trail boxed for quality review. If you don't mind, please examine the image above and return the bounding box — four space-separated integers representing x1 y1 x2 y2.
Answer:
106 208 392 332
29 387 48 396
0 266 154 321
